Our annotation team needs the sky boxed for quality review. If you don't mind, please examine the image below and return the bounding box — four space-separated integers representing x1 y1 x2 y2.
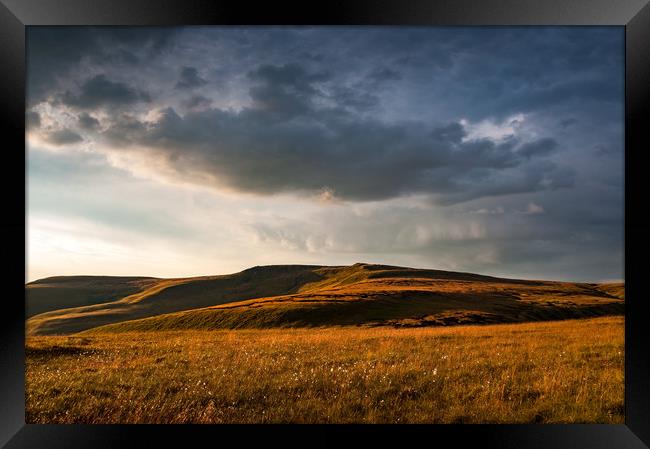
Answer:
26 26 624 283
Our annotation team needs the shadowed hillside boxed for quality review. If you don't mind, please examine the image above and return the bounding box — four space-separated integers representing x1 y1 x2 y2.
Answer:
86 275 624 334
27 265 326 335
26 263 623 336
25 276 159 318
595 283 625 300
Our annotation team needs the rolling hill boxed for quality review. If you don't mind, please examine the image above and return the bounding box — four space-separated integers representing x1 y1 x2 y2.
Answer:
27 265 326 335
26 263 624 336
25 276 159 318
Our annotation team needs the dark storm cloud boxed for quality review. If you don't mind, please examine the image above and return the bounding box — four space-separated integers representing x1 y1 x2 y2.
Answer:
175 66 208 90
98 62 573 204
43 128 84 146
28 28 621 205
27 27 177 106
61 74 151 109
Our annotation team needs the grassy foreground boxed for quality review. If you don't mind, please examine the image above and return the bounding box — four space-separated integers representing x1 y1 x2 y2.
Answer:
26 316 624 424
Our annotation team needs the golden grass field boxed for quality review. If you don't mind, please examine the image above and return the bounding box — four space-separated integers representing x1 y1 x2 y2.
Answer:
26 316 624 424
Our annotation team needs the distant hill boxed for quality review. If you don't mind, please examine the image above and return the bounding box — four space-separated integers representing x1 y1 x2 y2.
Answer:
26 263 624 336
25 276 159 318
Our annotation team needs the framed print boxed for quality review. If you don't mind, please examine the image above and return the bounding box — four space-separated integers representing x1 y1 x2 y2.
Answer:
1 0 649 447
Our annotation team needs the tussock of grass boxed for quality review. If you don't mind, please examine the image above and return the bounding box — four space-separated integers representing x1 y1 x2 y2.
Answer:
26 316 624 424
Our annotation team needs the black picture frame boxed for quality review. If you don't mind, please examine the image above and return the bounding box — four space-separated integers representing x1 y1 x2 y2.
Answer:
2 1 648 447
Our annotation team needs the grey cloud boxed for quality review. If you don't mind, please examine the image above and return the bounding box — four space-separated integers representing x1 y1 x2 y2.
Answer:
436 160 575 205
331 86 380 111
593 144 619 156
101 113 147 145
249 63 331 89
78 112 101 130
26 111 41 129
62 74 151 109
27 27 177 106
299 51 325 62
43 128 84 146
430 122 465 144
246 63 332 118
175 66 207 90
95 27 177 56
28 27 622 126
28 28 610 206
368 67 402 83
513 78 620 113
183 95 213 111
249 222 314 252
559 118 578 129
409 28 623 122
99 63 573 204
27 28 99 105
517 138 559 159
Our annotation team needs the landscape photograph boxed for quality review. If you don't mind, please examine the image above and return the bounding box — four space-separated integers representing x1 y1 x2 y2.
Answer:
25 26 624 424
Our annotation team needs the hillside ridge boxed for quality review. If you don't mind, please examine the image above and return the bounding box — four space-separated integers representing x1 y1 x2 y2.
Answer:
26 263 624 336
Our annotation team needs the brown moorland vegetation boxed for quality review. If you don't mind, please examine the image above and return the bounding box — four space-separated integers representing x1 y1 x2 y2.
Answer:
26 316 624 424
